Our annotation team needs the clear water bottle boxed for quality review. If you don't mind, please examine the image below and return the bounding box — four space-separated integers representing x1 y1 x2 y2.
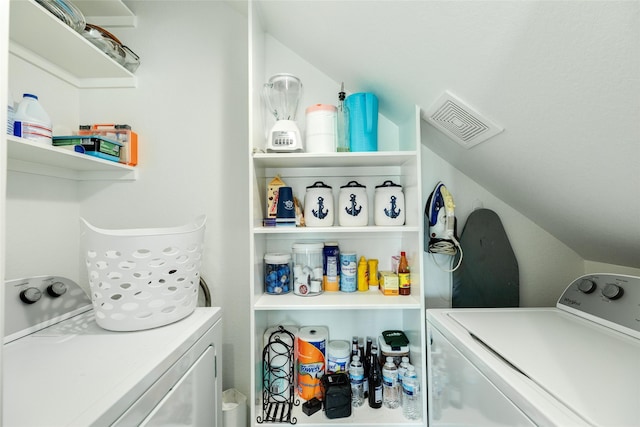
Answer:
397 356 410 395
349 355 365 407
402 365 421 420
382 356 400 409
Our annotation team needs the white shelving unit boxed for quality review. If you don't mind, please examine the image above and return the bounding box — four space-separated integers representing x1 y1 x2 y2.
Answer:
248 2 426 423
7 0 138 180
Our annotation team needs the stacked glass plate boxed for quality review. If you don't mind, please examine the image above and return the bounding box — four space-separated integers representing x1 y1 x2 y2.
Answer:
36 0 86 33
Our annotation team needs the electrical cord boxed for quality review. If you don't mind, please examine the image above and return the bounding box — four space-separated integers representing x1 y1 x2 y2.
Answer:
429 236 463 273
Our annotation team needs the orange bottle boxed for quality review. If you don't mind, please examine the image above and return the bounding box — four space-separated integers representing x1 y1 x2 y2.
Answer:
398 251 410 296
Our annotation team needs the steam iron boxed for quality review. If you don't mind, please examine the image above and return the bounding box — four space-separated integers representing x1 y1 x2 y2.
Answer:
425 181 463 271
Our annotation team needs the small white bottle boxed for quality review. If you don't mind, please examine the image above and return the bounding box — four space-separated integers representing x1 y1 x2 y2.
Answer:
13 93 52 144
349 355 365 407
402 365 421 420
382 356 400 409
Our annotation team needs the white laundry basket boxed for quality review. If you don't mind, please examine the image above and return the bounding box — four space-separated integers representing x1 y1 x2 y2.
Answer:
81 215 206 331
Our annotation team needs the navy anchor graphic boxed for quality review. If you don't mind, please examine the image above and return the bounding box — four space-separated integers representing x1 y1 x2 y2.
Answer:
345 193 362 217
384 195 402 219
312 196 329 219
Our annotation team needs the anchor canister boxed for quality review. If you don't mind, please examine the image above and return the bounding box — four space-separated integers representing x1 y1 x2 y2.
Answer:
339 181 368 226
296 326 329 400
304 181 334 227
374 180 405 226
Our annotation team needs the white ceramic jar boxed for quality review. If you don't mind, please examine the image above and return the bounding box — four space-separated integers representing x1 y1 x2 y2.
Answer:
304 181 334 227
374 180 405 226
339 181 368 226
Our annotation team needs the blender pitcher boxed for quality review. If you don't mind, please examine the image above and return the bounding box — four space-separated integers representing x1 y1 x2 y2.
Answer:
263 73 303 152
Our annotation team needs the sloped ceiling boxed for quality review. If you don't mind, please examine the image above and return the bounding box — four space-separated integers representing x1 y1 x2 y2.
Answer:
255 0 640 268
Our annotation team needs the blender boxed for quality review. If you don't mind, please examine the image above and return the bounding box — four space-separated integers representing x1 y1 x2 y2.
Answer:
263 73 303 152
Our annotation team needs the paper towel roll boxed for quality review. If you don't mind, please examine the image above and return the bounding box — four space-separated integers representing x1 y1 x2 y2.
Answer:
264 326 297 402
296 326 328 400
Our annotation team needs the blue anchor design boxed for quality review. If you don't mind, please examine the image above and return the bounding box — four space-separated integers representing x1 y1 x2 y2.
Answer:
345 193 362 217
384 195 402 219
312 196 329 219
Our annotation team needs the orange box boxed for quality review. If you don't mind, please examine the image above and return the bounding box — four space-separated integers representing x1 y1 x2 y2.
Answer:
78 124 138 166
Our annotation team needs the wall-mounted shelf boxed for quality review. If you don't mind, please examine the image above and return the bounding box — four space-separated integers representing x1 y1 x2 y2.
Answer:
9 0 137 88
7 136 138 181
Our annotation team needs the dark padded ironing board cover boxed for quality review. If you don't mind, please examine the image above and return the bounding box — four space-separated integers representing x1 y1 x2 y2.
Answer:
452 208 519 307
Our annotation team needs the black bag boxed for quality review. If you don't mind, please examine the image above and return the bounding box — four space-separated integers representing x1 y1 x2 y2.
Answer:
321 373 351 419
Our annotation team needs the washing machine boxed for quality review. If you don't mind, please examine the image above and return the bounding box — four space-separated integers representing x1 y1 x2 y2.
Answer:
427 273 640 426
3 275 222 426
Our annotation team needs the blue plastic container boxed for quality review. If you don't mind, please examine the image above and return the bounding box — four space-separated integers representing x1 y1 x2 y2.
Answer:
345 92 378 152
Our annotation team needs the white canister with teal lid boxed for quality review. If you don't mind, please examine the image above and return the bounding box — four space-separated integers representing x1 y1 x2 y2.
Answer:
374 180 405 226
304 181 334 227
339 181 368 226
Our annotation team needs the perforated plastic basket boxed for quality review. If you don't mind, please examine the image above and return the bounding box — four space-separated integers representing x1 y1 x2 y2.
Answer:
81 216 206 331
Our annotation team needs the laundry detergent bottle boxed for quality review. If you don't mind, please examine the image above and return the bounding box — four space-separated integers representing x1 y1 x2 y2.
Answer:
13 93 52 144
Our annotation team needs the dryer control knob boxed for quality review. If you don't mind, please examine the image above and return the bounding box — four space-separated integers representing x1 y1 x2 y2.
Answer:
47 282 67 297
602 283 624 300
20 287 42 304
577 279 596 294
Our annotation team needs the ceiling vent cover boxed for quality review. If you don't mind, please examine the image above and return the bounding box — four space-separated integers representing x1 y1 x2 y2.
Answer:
423 91 503 149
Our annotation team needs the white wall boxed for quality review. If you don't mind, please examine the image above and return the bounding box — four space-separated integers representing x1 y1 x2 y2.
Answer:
7 1 250 398
421 127 586 308
584 261 640 277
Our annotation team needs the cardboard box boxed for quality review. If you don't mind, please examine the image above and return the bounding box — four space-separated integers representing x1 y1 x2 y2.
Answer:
379 271 399 296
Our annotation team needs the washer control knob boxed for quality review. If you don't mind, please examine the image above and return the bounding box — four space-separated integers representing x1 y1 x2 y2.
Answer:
577 279 596 294
20 287 42 304
602 283 624 300
47 281 67 297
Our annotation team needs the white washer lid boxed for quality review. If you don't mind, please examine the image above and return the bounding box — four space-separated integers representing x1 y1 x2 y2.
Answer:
3 307 222 426
449 309 640 427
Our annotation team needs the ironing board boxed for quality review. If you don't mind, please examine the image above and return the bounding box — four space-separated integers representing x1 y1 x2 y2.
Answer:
452 209 519 307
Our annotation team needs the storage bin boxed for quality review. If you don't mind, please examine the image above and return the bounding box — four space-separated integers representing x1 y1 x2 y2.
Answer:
81 216 206 331
292 242 324 296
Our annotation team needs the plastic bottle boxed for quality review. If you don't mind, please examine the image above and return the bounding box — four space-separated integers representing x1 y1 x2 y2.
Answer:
402 365 421 420
398 356 410 392
368 258 379 290
368 344 383 409
357 256 368 291
336 82 350 152
382 356 400 409
7 93 15 135
349 355 365 407
398 251 411 296
13 93 52 144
